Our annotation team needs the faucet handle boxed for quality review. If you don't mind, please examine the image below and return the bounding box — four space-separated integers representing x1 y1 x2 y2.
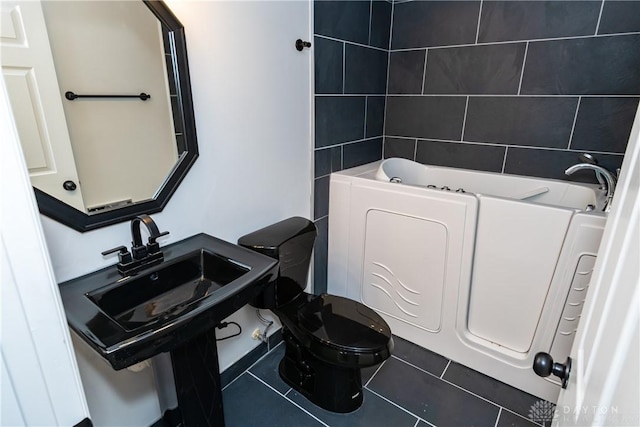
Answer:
147 231 170 254
101 245 133 264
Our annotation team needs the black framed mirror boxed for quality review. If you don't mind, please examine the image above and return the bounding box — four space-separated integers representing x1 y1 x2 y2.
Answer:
31 0 198 232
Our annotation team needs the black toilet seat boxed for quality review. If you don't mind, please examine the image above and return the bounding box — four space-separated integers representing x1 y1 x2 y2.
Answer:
295 294 393 367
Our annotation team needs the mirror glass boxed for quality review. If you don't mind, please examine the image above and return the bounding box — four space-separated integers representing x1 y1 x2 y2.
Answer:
1 0 198 232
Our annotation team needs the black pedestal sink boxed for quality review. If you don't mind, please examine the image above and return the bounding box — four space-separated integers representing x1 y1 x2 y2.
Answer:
59 233 278 427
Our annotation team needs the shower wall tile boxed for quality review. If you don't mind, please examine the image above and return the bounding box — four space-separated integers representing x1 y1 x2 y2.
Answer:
464 97 578 148
313 216 328 295
366 96 386 137
386 96 467 140
504 148 624 183
314 37 343 94
315 96 366 148
391 1 480 49
388 50 426 94
423 43 526 94
598 1 640 35
521 34 640 95
315 146 342 178
343 138 383 169
383 137 416 160
345 45 388 94
314 0 370 45
314 175 330 219
370 0 392 49
415 140 505 172
313 1 389 291
478 1 600 43
571 97 640 154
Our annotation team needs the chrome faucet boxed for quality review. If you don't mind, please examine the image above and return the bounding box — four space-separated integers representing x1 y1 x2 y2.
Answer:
102 214 169 275
565 163 616 212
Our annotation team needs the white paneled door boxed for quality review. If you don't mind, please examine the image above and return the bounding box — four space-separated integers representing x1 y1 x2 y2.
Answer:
554 109 640 426
1 74 89 425
1 0 85 211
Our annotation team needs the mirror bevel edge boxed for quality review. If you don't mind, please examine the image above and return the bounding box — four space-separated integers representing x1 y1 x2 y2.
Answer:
35 0 199 232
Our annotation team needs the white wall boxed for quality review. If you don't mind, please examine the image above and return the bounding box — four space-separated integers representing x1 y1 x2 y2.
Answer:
40 1 312 426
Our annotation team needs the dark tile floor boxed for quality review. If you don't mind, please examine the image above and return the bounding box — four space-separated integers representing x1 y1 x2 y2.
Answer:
222 336 553 427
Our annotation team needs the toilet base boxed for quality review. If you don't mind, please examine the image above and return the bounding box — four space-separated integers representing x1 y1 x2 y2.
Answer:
279 329 364 413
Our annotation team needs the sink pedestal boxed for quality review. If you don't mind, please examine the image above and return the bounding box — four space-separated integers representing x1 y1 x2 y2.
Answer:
170 329 224 426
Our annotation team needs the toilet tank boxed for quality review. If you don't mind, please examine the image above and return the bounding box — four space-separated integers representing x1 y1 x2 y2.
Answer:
238 217 317 309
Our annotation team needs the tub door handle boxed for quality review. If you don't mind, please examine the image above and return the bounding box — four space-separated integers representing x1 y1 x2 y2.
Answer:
533 352 572 389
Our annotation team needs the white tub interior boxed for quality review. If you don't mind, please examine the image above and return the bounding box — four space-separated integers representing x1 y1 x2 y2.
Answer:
376 157 601 210
328 158 607 402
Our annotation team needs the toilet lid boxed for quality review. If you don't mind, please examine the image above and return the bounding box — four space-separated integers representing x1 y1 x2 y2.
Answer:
298 294 392 353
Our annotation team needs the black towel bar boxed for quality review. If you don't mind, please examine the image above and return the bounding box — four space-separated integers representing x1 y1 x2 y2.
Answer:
65 91 151 101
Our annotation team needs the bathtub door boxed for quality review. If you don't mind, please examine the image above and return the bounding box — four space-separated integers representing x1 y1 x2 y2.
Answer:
553 110 639 426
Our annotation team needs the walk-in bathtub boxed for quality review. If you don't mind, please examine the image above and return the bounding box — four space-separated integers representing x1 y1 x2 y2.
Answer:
327 158 607 402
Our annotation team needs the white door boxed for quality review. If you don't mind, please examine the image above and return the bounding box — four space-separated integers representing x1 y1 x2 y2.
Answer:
1 0 86 212
1 69 89 426
553 109 640 426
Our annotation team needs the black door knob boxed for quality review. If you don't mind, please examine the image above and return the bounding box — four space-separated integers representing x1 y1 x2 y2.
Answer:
295 39 311 51
533 352 572 389
63 180 77 191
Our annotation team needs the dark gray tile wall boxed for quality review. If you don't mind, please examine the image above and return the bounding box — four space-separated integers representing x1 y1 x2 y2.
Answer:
384 0 637 180
313 0 639 293
313 1 391 293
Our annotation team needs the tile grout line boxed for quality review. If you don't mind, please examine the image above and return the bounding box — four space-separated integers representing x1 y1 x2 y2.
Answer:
381 0 395 153
475 0 483 44
567 97 582 150
460 96 470 141
440 360 451 379
412 418 421 427
383 135 625 155
388 30 640 52
319 93 639 98
364 359 387 388
494 407 502 427
501 146 509 173
363 96 368 140
413 138 418 161
364 386 436 427
315 34 389 53
421 49 429 95
517 41 529 95
367 0 373 46
594 0 605 36
342 41 346 95
317 135 385 151
247 372 330 427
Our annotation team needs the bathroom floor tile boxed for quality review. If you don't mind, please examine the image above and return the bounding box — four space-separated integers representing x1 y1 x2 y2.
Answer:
288 388 418 427
368 357 500 426
248 343 290 394
222 331 556 427
443 362 545 420
361 361 384 385
391 335 449 377
223 373 322 427
496 409 541 427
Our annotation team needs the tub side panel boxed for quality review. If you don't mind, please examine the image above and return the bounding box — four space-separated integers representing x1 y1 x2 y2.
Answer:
327 175 353 298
